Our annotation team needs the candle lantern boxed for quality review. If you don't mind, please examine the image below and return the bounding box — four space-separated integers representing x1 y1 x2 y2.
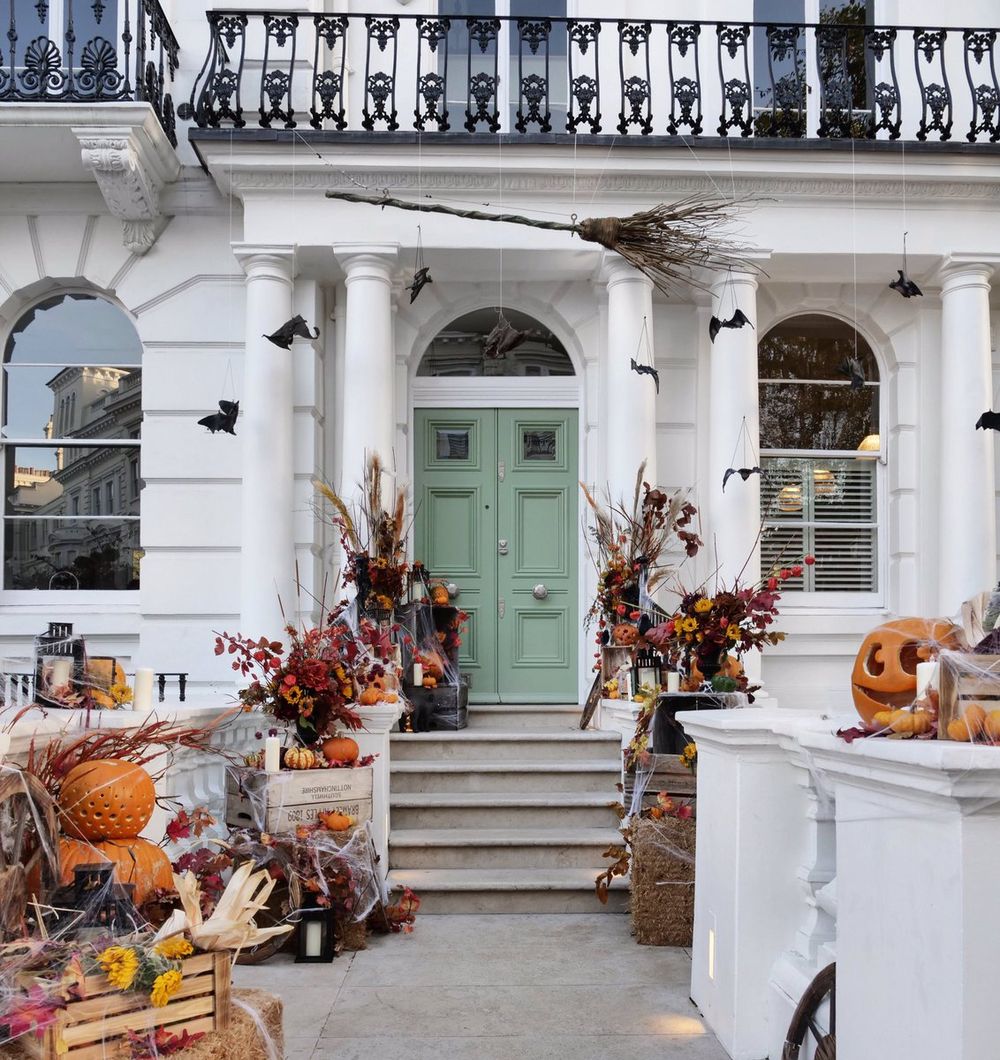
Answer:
33 622 86 706
295 903 337 963
50 864 138 937
632 649 662 693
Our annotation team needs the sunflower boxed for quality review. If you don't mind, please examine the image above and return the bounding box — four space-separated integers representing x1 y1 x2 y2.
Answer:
97 946 139 991
153 938 193 960
680 617 698 633
694 597 714 613
150 969 183 1007
726 623 741 641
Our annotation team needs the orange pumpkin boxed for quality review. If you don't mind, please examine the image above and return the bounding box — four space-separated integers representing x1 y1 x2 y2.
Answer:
358 687 380 706
851 618 963 725
417 650 446 681
58 759 156 841
430 585 450 607
58 836 174 904
318 811 355 832
322 735 360 764
612 623 639 647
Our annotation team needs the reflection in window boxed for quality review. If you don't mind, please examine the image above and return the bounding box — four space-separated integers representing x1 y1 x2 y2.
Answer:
436 429 471 461
523 429 557 461
759 314 879 594
3 294 142 590
418 308 574 378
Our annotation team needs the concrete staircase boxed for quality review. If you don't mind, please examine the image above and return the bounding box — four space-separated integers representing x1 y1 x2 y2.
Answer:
387 705 628 913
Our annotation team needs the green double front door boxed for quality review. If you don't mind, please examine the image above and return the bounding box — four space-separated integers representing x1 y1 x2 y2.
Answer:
414 408 578 704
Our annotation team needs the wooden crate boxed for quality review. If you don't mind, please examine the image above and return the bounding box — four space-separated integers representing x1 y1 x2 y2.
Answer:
23 951 230 1060
937 651 1000 739
624 753 696 810
601 646 632 686
226 766 373 832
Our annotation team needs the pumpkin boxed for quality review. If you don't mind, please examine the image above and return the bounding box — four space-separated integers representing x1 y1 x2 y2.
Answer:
430 584 450 607
985 711 1000 742
422 676 437 688
284 747 318 770
417 650 446 681
612 623 639 647
322 735 360 764
851 618 963 725
58 836 174 904
318 811 355 832
683 655 743 693
889 709 933 736
358 686 380 706
58 759 157 841
950 704 987 742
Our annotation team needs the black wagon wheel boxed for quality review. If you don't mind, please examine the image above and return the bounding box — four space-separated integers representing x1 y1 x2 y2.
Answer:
782 962 836 1060
231 853 302 966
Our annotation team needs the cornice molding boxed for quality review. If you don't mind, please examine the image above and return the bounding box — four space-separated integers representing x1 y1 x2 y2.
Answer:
226 168 1000 203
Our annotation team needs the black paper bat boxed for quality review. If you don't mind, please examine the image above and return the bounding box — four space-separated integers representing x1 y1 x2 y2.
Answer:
198 400 239 435
889 270 923 299
709 309 753 343
264 315 320 349
838 356 865 391
630 358 660 393
483 320 528 359
598 629 610 646
976 410 1000 431
637 614 653 637
722 466 762 491
407 266 432 304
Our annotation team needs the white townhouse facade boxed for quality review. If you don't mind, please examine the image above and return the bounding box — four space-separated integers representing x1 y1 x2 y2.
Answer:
1 0 1000 707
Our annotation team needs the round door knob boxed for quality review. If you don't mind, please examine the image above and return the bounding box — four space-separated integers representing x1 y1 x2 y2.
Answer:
446 582 460 599
532 584 549 600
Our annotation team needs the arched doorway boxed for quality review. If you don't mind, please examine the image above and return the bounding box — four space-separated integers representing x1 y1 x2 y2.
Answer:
412 308 579 704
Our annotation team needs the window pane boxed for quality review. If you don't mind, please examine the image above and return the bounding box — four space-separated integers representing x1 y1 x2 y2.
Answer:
4 366 141 439
73 0 121 50
4 518 140 590
760 381 877 450
6 445 140 518
523 429 556 461
5 295 141 366
436 429 471 460
759 314 878 381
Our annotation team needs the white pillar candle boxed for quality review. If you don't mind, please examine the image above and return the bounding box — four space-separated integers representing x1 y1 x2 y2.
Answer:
916 661 938 700
49 658 72 689
412 661 424 686
304 919 323 957
264 735 281 773
667 671 681 694
132 668 154 712
0 732 10 764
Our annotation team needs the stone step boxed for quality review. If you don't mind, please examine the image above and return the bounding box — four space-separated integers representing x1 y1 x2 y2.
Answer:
389 730 622 762
465 704 584 731
387 867 629 914
389 758 622 794
388 827 621 869
390 791 620 830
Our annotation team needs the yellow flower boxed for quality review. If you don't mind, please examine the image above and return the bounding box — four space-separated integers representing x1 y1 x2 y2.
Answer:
97 946 139 991
109 683 133 706
726 624 741 641
680 742 698 771
694 597 714 613
681 617 698 633
153 938 193 960
283 685 303 705
150 969 183 1007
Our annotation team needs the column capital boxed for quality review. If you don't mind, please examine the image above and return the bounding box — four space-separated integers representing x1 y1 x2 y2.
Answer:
711 268 760 295
232 244 295 282
939 258 994 293
600 251 654 291
335 243 399 278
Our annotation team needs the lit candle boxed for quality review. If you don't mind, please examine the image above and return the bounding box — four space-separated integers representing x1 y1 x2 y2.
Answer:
304 919 323 957
916 661 938 700
412 662 424 686
666 671 681 694
0 733 9 764
132 668 154 712
49 658 72 690
264 736 281 773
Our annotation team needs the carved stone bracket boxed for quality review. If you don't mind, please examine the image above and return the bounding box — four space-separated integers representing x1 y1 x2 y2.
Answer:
74 123 181 255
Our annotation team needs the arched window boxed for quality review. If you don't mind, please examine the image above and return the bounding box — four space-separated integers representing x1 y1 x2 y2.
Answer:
759 314 880 596
3 293 142 590
417 308 574 378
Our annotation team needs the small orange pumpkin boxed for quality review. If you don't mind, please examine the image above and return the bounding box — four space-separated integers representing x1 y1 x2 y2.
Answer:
422 676 437 688
322 735 360 764
284 747 318 770
58 759 156 841
430 584 450 607
358 686 380 706
418 651 446 681
318 811 355 832
58 836 174 904
612 623 639 647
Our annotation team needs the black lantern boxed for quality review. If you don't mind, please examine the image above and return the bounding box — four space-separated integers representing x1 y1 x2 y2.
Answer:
49 864 138 937
632 648 661 693
295 904 337 963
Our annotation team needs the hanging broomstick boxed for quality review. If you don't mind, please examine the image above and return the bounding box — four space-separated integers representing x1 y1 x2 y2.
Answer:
324 191 752 295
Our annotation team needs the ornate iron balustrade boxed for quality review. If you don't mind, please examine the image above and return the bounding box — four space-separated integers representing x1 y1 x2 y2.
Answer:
179 11 1000 146
0 0 181 146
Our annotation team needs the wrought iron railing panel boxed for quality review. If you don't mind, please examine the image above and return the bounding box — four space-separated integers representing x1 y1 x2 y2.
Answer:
179 12 1000 146
0 0 180 145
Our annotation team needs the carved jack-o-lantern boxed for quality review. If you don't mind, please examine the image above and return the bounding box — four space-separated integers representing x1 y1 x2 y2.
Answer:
851 618 963 724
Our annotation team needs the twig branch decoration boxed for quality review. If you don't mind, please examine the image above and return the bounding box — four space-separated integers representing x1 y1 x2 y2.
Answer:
324 190 753 296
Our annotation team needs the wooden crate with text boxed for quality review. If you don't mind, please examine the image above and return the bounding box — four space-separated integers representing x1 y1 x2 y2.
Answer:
937 651 1000 739
226 765 373 832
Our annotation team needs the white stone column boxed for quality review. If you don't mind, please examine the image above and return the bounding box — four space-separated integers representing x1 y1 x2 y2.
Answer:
604 255 657 502
708 271 761 588
939 263 997 615
335 246 398 497
236 247 296 641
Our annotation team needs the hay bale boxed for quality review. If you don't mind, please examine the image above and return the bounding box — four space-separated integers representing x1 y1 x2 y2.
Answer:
337 917 367 952
173 988 282 1060
630 815 696 947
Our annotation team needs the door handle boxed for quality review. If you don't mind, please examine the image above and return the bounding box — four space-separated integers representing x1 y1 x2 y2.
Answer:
498 539 509 556
532 584 548 600
498 597 505 619
446 582 460 599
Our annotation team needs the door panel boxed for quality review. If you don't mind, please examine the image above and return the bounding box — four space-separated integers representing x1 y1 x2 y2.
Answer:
497 409 578 702
414 408 578 703
414 410 497 698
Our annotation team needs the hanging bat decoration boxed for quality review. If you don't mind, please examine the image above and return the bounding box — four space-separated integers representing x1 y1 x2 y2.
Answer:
630 358 660 393
722 466 762 491
838 357 866 391
889 270 922 299
975 410 1000 431
264 315 320 349
407 266 433 303
598 629 611 646
198 400 239 436
709 309 753 343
